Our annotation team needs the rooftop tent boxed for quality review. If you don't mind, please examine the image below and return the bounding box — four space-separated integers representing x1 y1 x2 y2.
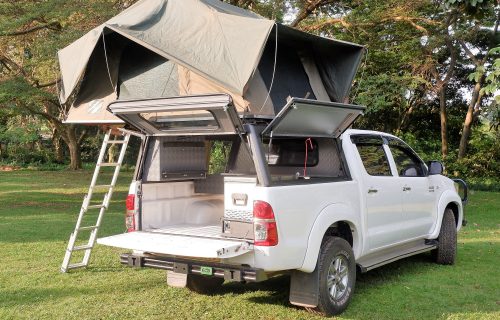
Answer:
58 0 364 124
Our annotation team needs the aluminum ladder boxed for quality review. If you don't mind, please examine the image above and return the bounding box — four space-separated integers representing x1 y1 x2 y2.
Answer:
61 129 131 273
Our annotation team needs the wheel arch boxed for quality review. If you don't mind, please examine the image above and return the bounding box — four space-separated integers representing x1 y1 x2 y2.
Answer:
322 221 355 248
446 201 460 228
298 203 361 273
429 190 463 239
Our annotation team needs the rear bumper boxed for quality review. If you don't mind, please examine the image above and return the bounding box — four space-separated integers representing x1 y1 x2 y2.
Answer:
120 253 267 282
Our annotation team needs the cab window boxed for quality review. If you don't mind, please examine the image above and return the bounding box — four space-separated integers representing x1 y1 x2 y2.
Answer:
388 139 426 177
351 135 392 176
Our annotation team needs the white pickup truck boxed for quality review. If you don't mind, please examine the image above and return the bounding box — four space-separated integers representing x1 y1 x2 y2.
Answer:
97 94 467 316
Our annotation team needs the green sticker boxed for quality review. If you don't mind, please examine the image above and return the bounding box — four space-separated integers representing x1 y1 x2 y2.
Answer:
200 266 213 276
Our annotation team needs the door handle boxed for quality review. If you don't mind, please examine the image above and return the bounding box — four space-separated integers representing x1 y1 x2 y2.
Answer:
368 188 378 194
403 186 411 191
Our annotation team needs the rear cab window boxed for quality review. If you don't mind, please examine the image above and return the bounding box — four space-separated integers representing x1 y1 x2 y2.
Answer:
265 139 319 167
261 137 347 183
351 135 392 176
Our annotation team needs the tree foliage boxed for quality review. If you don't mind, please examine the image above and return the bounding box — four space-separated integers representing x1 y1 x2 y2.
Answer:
0 0 126 169
0 0 498 179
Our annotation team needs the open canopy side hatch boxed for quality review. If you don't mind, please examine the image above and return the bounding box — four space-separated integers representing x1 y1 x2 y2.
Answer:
108 94 244 136
261 98 365 138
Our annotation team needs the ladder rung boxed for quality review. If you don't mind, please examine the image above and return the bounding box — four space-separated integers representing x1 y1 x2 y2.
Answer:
86 204 106 210
99 163 120 167
78 225 98 231
72 245 93 251
94 184 113 188
107 140 125 144
66 262 87 270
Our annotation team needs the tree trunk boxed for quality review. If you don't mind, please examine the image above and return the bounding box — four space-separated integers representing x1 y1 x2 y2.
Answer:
52 123 83 170
458 74 485 159
439 88 448 159
108 144 117 163
67 137 82 170
52 129 65 163
458 107 473 160
54 137 65 163
397 105 414 134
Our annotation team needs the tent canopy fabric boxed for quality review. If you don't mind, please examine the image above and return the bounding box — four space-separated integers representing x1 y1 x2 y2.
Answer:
58 0 364 123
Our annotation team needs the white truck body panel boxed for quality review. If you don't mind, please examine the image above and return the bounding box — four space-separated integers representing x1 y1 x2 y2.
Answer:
98 101 465 275
248 181 362 271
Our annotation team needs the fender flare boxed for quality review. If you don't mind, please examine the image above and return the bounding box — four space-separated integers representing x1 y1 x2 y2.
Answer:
298 203 360 273
429 190 463 239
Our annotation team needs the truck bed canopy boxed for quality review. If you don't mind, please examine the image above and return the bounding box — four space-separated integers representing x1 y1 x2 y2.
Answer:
58 0 364 124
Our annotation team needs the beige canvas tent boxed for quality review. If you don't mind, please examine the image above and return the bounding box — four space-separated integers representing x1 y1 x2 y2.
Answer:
58 0 364 123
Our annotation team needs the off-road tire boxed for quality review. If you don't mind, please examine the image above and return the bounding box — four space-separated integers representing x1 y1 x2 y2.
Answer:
432 208 457 265
186 274 224 294
308 237 356 316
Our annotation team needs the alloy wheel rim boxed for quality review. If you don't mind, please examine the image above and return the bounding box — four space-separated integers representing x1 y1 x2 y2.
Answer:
327 255 349 301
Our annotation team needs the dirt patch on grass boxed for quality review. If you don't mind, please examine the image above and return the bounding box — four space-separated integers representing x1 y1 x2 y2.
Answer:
0 165 21 172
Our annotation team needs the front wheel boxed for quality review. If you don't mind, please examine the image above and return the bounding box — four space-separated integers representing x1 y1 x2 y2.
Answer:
432 208 457 265
308 237 356 316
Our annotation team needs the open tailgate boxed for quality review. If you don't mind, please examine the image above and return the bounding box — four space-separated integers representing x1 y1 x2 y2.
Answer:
97 232 252 259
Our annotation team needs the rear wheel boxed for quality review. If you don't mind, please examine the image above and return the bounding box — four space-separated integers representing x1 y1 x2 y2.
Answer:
308 237 356 316
432 208 457 265
186 274 224 294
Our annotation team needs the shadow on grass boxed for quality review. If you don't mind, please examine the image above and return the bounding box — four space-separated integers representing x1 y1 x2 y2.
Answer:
179 255 427 308
216 275 290 296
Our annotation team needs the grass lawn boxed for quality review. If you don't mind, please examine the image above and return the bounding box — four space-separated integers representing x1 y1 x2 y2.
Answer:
0 170 498 319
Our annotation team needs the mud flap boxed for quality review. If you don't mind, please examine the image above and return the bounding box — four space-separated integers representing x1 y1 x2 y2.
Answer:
289 268 319 308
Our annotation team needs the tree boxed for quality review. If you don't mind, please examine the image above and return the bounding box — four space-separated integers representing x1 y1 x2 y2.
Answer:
0 0 129 169
0 0 497 174
294 0 442 134
447 1 499 159
287 0 498 162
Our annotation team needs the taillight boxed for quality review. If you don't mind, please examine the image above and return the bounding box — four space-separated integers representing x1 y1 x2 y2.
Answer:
126 194 135 210
125 194 136 232
253 200 278 246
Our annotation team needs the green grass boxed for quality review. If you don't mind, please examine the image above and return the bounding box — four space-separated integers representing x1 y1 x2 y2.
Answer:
0 170 498 319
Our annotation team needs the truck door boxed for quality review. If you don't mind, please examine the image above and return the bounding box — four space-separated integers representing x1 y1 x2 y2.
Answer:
386 138 436 238
351 135 407 250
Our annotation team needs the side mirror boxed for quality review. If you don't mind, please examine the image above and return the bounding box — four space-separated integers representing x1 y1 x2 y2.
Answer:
427 161 443 175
